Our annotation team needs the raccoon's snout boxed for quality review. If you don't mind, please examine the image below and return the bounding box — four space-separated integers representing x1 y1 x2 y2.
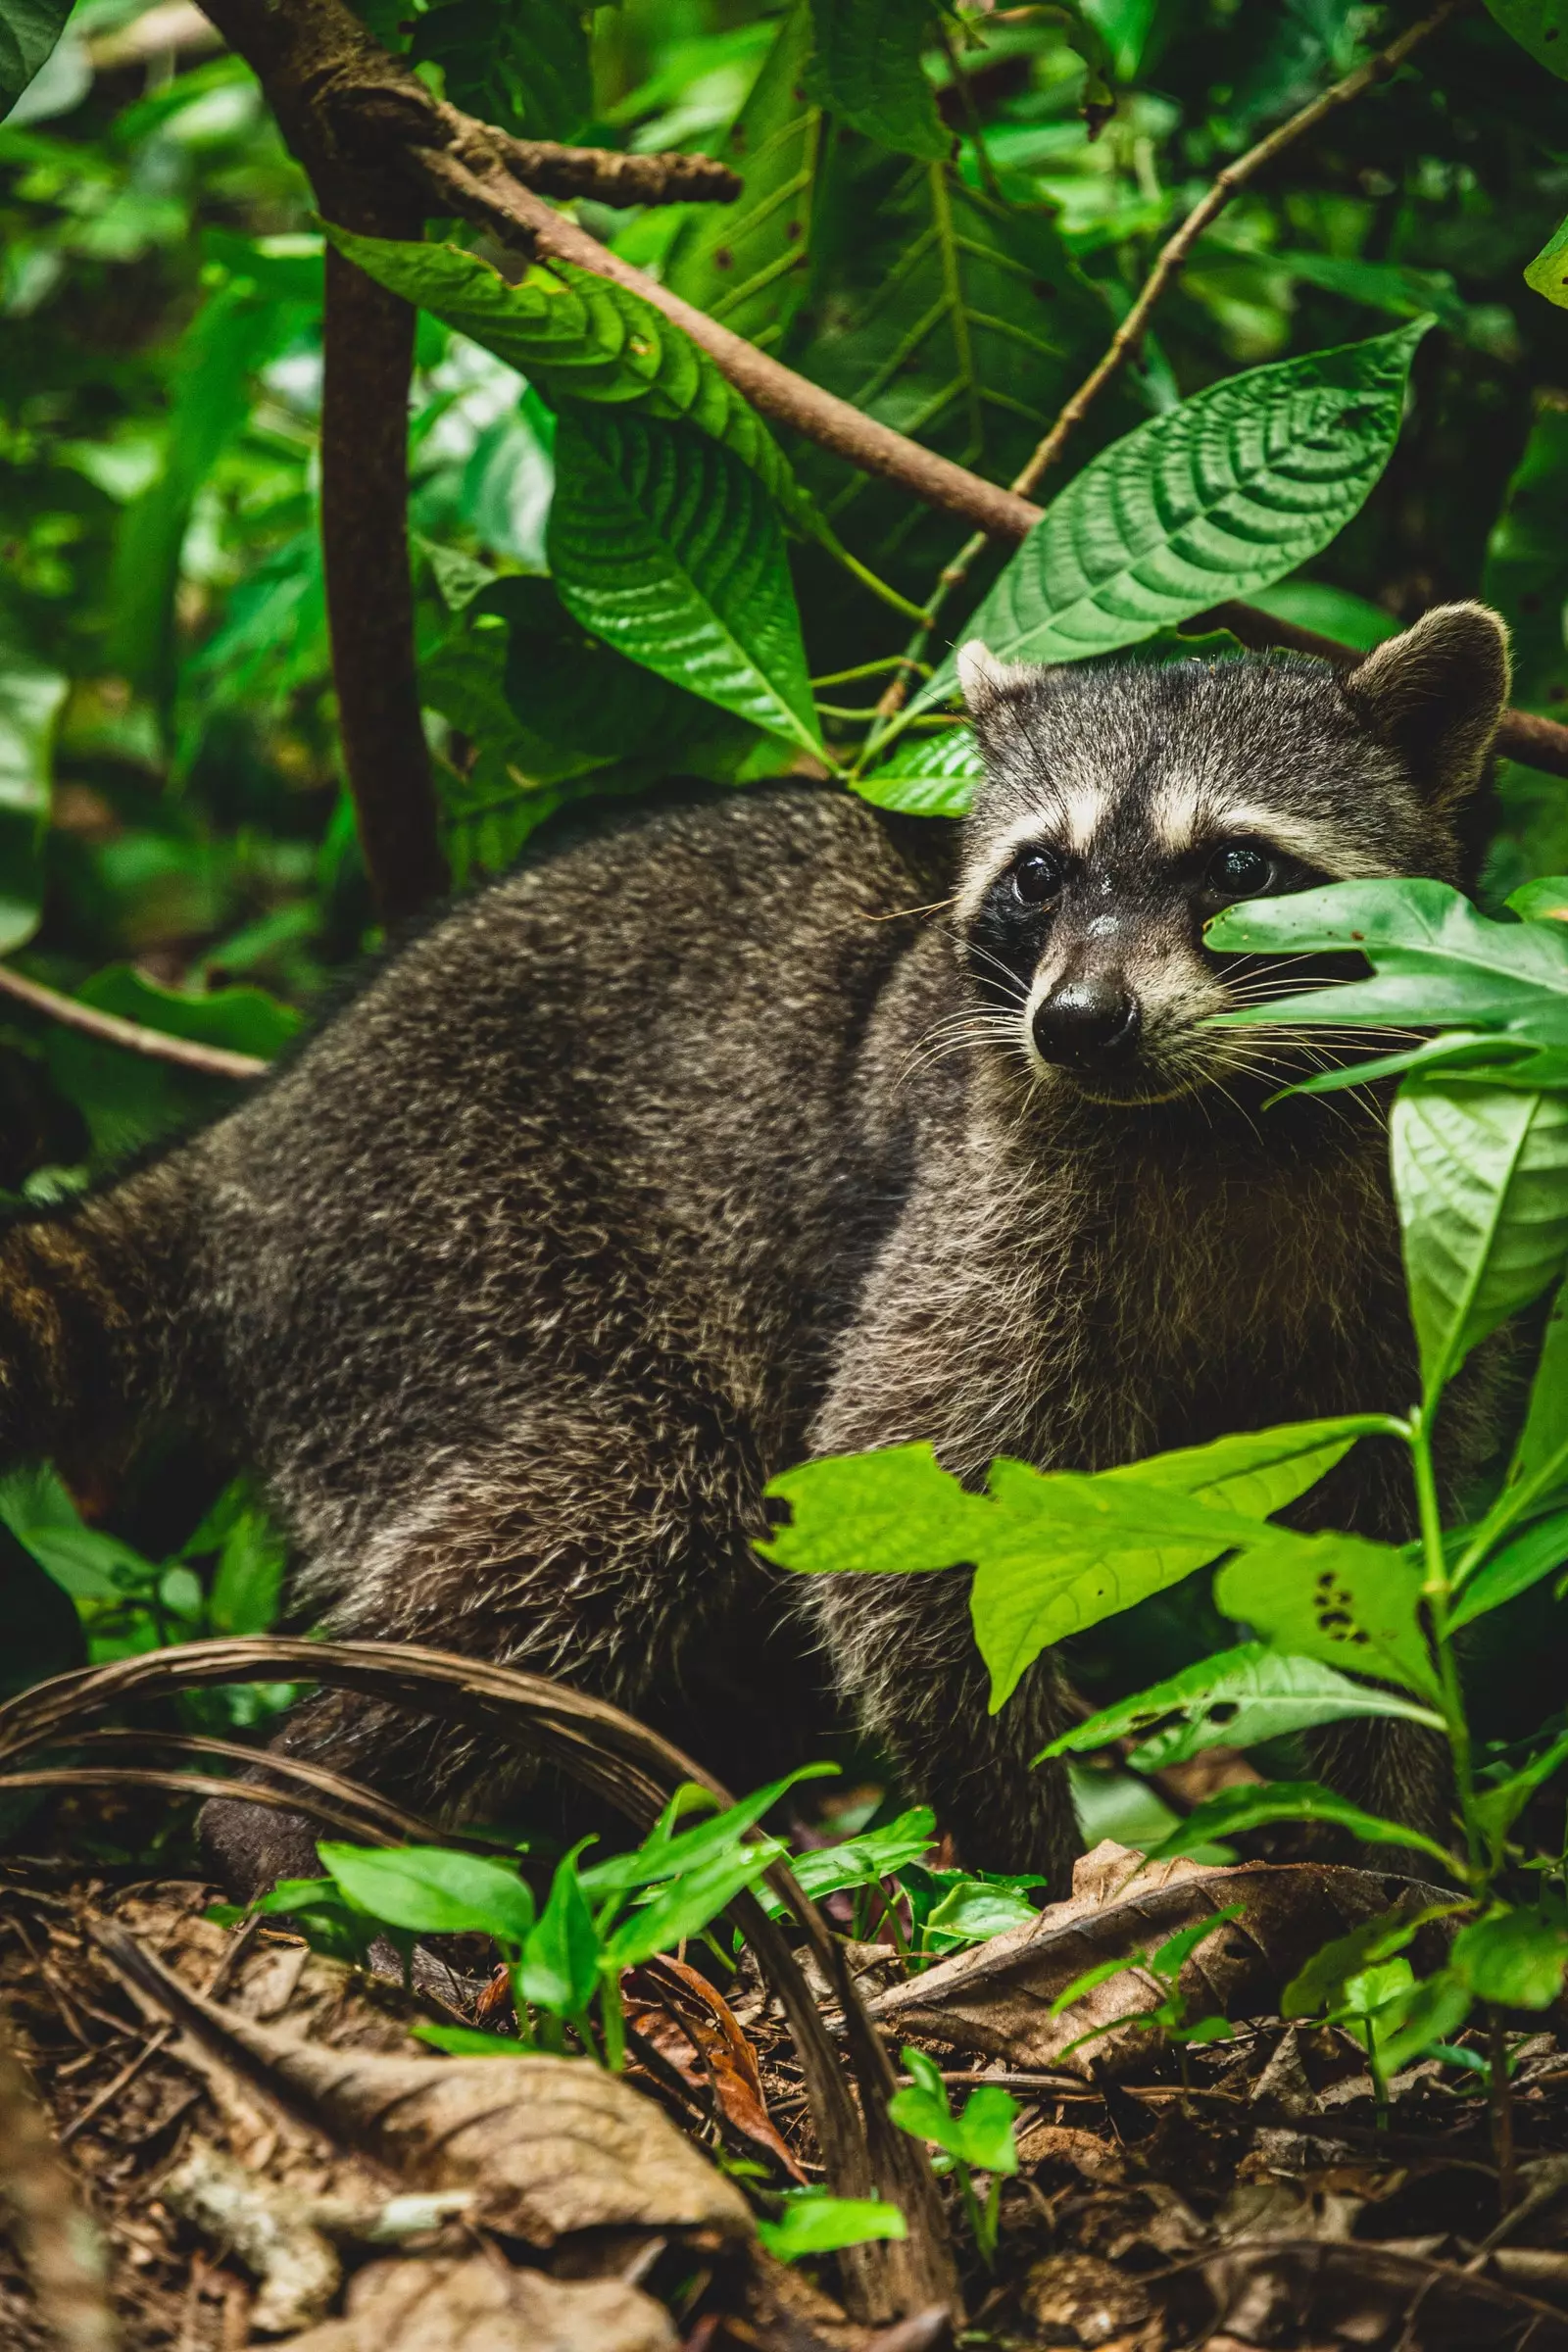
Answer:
1031 975 1141 1068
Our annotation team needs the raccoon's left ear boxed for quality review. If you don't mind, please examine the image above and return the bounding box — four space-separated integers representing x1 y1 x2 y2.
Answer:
1340 602 1512 807
957 639 1034 718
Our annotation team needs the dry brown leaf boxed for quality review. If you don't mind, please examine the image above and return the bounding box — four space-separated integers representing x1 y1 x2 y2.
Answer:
94 1920 753 2247
624 1953 805 2181
1012 2122 1126 2185
862 1841 1452 2074
1179 2239 1568 2350
281 2254 678 2352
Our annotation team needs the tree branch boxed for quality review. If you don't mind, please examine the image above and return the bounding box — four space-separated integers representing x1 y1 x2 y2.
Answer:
200 0 1568 786
1011 0 1469 499
434 107 741 207
0 965 268 1081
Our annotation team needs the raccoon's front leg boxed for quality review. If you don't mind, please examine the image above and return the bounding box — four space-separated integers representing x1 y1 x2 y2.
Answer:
795 1565 1081 1894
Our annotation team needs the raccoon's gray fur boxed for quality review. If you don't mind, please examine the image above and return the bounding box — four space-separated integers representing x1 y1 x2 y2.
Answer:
0 603 1510 1895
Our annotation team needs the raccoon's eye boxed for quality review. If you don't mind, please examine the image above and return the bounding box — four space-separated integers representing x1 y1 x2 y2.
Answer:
1205 842 1275 900
1012 851 1061 906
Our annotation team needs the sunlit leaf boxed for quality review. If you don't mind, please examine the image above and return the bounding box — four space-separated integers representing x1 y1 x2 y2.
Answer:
1451 1904 1568 2007
519 1853 601 2016
852 724 983 818
915 321 1429 709
1141 1781 1459 1875
1214 1533 1440 1701
318 1842 537 1947
1042 1642 1442 1769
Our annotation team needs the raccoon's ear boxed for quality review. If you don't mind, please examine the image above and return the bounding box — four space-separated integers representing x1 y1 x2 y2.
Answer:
1340 602 1511 807
957 639 1033 718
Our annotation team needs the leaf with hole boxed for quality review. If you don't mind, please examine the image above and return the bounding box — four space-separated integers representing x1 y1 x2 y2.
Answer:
1042 1643 1442 1771
1484 0 1568 79
1215 1532 1439 1701
915 320 1429 710
548 411 819 753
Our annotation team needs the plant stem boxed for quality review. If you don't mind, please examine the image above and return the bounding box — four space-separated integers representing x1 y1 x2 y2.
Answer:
1408 1403 1483 1883
1363 2018 1391 2131
598 1972 625 2073
955 2159 989 2264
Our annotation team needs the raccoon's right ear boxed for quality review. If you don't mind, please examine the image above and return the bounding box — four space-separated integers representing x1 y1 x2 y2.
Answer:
957 639 1034 720
1340 602 1511 808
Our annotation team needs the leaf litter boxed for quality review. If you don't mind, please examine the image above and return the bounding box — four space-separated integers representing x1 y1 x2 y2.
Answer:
7 1833 1568 2349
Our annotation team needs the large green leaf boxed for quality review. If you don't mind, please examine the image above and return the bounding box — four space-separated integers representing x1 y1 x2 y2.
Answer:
1507 1283 1568 1498
1483 0 1568 78
851 723 983 817
548 410 819 754
409 0 591 141
766 1418 1373 1709
664 0 822 352
1041 1643 1442 1769
1141 1781 1459 1876
0 0 71 115
47 967 301 1159
914 320 1429 710
1447 1507 1568 1629
325 229 799 512
0 643 64 955
318 1842 537 1947
794 161 1112 595
806 0 948 160
1215 1535 1440 1701
1391 1083 1568 1399
1483 405 1568 711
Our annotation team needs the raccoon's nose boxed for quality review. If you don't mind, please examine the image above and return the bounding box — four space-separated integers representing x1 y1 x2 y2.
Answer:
1032 977 1141 1067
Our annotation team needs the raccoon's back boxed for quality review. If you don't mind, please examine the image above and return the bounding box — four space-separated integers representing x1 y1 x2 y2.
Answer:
182 782 941 1550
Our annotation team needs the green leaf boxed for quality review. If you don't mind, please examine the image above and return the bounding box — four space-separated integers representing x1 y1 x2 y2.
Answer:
604 1838 786 1968
409 0 591 141
1473 1725 1568 1854
1451 1904 1568 2007
664 1 822 351
919 1882 1042 1949
46 966 300 1160
948 2083 1021 2175
549 410 818 754
1215 1533 1439 1702
0 1465 156 1599
1374 1967 1475 2076
325 229 799 511
1392 1083 1568 1398
1206 877 1568 1054
1447 1507 1568 1630
769 1806 938 1907
890 2051 1019 2172
1047 1644 1441 1771
757 2190 907 2261
1141 1782 1460 1876
580 1762 836 1900
0 642 64 955
413 2024 530 2057
1483 0 1568 79
0 0 71 115
207 1504 287 1639
519 1855 602 2016
1104 1419 1378 1517
916 321 1429 710
1484 409 1568 725
852 724 984 818
1281 1904 1458 2019
1506 1281 1568 1498
1525 216 1568 312
764 1443 989 1577
1150 1905 1246 1984
317 1843 537 1947
806 0 947 160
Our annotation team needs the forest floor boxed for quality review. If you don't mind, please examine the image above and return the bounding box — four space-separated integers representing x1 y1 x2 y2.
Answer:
8 1826 1568 2352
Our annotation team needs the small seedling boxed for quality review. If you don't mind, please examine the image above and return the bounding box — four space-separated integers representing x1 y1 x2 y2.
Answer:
888 2046 1019 2265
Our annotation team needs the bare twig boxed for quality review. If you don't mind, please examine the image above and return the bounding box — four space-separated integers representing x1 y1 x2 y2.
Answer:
0 2007 117 2352
1013 0 1468 499
60 1917 262 2151
435 107 741 207
0 964 268 1081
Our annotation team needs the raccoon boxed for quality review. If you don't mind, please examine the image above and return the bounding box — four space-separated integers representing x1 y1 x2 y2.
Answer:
0 602 1509 1895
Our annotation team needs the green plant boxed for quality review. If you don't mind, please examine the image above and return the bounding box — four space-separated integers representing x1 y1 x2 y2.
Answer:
1048 1906 1244 2075
887 2047 1019 2265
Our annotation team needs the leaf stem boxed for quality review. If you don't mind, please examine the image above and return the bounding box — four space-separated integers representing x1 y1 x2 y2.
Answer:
1408 1404 1483 1883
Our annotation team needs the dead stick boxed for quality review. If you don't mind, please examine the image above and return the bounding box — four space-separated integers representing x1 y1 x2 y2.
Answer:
0 964 268 1080
1014 0 1468 499
0 2008 117 2352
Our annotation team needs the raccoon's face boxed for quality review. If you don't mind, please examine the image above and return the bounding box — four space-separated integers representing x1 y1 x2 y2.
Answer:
954 604 1510 1108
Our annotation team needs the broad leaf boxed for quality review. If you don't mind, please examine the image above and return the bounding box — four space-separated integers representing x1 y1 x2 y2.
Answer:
0 0 71 115
1474 1724 1568 1854
1392 1083 1568 1398
852 724 984 818
1206 877 1568 1062
410 0 591 141
326 230 800 510
1141 1781 1459 1876
1447 1507 1568 1629
764 1805 938 1908
763 1444 988 1578
1484 0 1568 79
1451 1905 1568 2007
580 1761 836 1898
1215 1533 1440 1701
916 321 1428 709
757 2191 907 2260
0 640 64 954
519 1855 601 2016
0 1464 154 1600
1041 1643 1441 1769
1103 1418 1380 1517
549 411 819 753
1525 215 1568 312
48 967 299 1160
604 1838 786 1967
664 1 822 351
806 0 948 160
318 1843 537 1947
1281 1903 1460 2019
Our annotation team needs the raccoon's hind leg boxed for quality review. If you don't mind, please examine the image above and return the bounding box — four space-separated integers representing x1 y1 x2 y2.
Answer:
201 1394 782 1897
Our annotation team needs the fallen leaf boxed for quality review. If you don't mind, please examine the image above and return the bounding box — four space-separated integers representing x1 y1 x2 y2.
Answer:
94 1919 753 2247
860 1842 1453 2075
282 2254 678 2352
624 1953 805 2181
1177 2239 1568 2350
1012 2122 1126 2185
160 2139 342 2332
1018 2251 1154 2349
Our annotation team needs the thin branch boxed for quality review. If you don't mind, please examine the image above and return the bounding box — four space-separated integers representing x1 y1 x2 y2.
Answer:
0 964 269 1081
0 2008 117 2352
433 106 741 207
1013 0 1469 499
